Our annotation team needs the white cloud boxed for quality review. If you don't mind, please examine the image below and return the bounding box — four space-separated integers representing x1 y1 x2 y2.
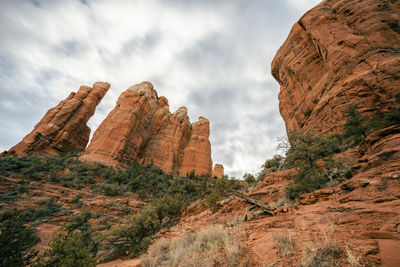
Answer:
0 0 320 177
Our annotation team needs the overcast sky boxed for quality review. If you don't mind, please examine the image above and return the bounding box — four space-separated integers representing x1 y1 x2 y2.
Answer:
0 0 320 178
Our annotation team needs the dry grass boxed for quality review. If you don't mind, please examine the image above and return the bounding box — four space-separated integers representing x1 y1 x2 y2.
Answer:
301 224 343 267
346 246 361 267
142 224 243 267
274 231 295 257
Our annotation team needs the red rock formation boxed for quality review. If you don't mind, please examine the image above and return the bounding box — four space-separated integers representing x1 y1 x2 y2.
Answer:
212 164 224 178
179 117 213 176
271 0 400 135
80 82 213 176
8 82 109 156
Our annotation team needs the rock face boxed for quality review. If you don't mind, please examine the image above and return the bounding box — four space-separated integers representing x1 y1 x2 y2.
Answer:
271 0 400 135
212 164 224 178
80 82 213 176
8 82 110 156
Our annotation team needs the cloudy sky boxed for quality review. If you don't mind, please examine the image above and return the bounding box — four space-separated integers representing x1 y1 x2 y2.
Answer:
0 0 320 178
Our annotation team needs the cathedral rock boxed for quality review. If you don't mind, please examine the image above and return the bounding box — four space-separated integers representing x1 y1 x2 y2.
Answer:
80 82 214 176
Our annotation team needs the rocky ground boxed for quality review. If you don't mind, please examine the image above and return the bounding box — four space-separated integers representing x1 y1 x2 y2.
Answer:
134 125 400 266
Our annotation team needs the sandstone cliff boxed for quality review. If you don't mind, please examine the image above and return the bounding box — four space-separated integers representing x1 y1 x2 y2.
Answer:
271 0 400 135
80 82 213 176
8 82 110 156
212 163 224 178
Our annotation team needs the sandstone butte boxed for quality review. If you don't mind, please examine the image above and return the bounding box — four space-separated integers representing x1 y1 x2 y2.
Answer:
212 163 224 179
271 0 400 135
7 82 110 156
80 82 218 177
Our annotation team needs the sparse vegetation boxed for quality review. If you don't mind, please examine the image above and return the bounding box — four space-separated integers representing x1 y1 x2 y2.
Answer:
21 197 61 224
274 231 295 257
301 224 343 267
346 246 361 267
344 94 400 147
141 224 242 267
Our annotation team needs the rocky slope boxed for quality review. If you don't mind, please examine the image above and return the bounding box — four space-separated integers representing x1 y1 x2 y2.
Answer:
8 82 109 156
271 0 400 135
162 124 400 266
80 82 214 176
135 0 400 266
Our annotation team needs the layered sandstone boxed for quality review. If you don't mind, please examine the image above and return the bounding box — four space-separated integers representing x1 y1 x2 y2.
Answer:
271 0 400 135
212 164 224 178
8 82 109 156
80 82 213 176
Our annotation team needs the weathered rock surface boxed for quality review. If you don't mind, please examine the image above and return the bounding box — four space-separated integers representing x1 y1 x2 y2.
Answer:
80 82 213 176
272 0 400 135
179 116 212 176
8 82 109 156
212 163 224 178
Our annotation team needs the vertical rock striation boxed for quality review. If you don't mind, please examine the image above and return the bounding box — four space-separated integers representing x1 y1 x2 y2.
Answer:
80 82 213 176
212 164 225 178
271 0 400 135
8 82 110 156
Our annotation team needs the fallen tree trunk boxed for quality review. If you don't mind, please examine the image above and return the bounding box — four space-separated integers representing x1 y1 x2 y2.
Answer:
231 191 275 216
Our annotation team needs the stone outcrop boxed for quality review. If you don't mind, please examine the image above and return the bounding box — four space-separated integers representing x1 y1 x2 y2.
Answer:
271 0 400 135
179 117 212 176
212 164 224 178
8 82 109 156
80 82 213 176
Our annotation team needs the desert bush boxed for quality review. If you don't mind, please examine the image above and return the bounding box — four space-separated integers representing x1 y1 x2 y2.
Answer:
343 96 400 147
302 244 342 267
34 232 96 267
94 182 124 196
142 224 242 267
21 197 61 224
284 131 346 200
343 105 368 147
262 154 285 173
274 231 295 257
34 210 97 267
301 224 343 267
0 209 39 267
0 189 19 202
102 206 161 260
243 172 257 185
71 193 83 204
206 189 222 212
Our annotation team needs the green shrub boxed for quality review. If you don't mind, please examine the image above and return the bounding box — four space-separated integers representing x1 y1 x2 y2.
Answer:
153 196 184 222
22 197 61 223
343 105 368 147
243 173 257 185
0 209 39 267
262 154 285 173
206 189 222 212
343 97 400 147
104 206 162 259
34 211 97 267
34 232 96 267
284 131 348 200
